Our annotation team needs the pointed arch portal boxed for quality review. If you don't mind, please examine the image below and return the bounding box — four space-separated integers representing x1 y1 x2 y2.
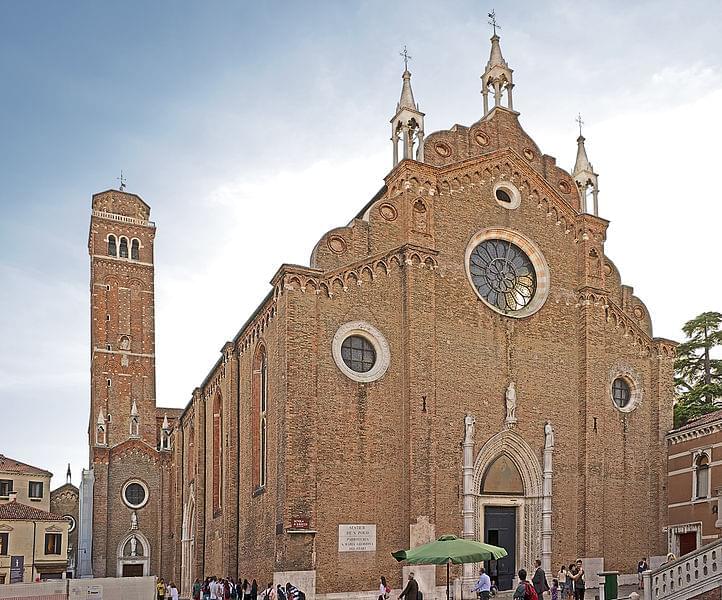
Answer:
470 429 545 591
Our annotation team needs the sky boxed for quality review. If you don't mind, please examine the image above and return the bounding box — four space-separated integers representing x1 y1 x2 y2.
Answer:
2 0 722 487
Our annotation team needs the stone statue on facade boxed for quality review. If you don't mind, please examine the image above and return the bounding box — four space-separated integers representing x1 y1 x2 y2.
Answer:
505 382 518 426
544 421 555 449
130 536 138 556
131 511 138 530
464 414 475 445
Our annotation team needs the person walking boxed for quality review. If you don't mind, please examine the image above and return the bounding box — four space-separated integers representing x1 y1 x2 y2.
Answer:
556 566 567 599
532 560 549 599
398 572 419 600
472 567 492 600
193 578 202 600
157 578 167 600
251 580 259 600
169 583 180 600
513 569 537 600
379 576 391 600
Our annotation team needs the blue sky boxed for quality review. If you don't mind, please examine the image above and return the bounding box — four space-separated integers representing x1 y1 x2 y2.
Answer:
2 1 722 487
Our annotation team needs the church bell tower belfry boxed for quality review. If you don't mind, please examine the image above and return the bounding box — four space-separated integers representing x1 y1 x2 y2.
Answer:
390 47 425 166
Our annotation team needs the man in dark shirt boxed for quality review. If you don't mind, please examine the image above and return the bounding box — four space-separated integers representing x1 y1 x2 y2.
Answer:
532 560 549 599
399 572 419 600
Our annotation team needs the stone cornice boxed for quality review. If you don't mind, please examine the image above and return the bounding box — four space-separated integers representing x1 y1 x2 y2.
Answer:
667 421 722 444
577 287 676 357
273 243 438 299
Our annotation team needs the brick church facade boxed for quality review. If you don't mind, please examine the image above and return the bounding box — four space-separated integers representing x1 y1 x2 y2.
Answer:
79 33 676 596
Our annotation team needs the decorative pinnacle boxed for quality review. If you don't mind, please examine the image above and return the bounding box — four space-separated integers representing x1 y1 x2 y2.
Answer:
117 170 126 191
575 113 584 138
400 45 412 72
488 9 501 36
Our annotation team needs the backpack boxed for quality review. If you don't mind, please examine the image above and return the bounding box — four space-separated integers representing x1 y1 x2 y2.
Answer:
524 581 539 600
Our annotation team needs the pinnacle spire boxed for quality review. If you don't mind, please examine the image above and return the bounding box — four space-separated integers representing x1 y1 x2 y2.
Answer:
397 69 417 112
390 48 425 167
572 119 599 215
162 414 170 431
130 400 139 417
66 464 72 485
481 30 514 115
97 409 105 425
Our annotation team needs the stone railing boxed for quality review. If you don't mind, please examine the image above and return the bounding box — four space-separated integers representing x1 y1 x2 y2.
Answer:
643 539 722 600
92 210 155 227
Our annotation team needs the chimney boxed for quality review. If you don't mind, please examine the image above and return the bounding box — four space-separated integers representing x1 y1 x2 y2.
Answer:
8 490 18 502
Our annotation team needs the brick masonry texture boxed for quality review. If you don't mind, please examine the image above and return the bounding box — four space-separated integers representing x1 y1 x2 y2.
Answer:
87 104 676 596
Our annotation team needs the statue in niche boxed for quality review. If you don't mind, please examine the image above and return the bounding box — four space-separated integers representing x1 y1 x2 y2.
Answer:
131 511 138 530
464 414 475 445
544 421 555 449
119 336 130 351
505 382 517 425
130 536 137 557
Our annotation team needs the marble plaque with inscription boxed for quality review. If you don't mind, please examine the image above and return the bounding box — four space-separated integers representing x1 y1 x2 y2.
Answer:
338 524 376 552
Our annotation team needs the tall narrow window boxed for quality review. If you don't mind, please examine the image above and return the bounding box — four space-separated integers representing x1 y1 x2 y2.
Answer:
0 532 8 555
28 481 43 499
119 237 128 258
252 344 268 490
44 533 61 555
696 454 710 499
108 235 117 257
131 239 140 260
212 393 222 513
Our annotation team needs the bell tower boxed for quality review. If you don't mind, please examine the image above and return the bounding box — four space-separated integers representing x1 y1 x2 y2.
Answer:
87 188 157 452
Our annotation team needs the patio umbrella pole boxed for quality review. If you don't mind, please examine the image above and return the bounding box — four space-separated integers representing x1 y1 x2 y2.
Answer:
447 561 450 600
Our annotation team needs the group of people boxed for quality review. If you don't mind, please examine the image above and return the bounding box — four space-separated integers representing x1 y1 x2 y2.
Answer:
181 577 306 600
469 558 586 600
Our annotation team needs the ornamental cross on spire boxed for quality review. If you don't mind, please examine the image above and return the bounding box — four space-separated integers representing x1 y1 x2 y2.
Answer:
400 45 412 71
575 113 584 137
117 170 127 191
488 10 501 35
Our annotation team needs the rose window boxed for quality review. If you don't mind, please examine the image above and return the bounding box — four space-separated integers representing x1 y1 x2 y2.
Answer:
469 239 537 313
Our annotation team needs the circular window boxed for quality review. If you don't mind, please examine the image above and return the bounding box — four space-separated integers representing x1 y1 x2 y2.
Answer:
493 182 521 210
341 335 376 373
469 240 536 312
465 228 550 318
122 481 149 509
332 321 390 383
608 367 643 413
64 515 76 533
612 378 631 408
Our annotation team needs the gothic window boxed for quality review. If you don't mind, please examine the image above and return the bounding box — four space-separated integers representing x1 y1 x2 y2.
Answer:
612 378 631 409
212 393 222 512
412 199 428 234
108 235 117 257
131 239 140 260
468 239 537 313
130 415 139 438
96 424 106 446
695 454 710 499
252 344 268 490
44 533 61 555
188 424 196 481
341 335 376 373
119 237 129 258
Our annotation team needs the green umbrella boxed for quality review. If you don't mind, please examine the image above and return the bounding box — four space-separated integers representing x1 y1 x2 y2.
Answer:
392 535 508 600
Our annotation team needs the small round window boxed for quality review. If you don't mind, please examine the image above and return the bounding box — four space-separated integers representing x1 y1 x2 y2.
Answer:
122 481 148 509
64 515 76 533
332 321 390 383
341 335 376 373
612 378 631 409
493 183 521 209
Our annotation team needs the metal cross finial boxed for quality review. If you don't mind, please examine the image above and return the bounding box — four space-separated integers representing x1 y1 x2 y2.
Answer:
118 170 126 191
575 113 584 137
400 45 412 72
488 10 501 35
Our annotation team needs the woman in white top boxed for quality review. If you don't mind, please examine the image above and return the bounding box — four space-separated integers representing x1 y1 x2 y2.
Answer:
379 576 390 600
169 583 179 600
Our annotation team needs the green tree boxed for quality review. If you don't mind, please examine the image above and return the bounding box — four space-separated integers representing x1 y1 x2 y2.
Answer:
674 311 722 428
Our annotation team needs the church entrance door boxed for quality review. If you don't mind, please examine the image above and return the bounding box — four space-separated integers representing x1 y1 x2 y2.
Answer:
484 506 516 591
122 564 144 577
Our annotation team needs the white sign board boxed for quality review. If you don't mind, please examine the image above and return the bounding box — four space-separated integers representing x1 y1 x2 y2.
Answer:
87 585 103 599
338 524 376 552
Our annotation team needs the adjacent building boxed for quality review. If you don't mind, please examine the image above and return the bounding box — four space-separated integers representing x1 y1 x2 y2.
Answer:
667 409 722 557
0 455 70 583
80 31 677 597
